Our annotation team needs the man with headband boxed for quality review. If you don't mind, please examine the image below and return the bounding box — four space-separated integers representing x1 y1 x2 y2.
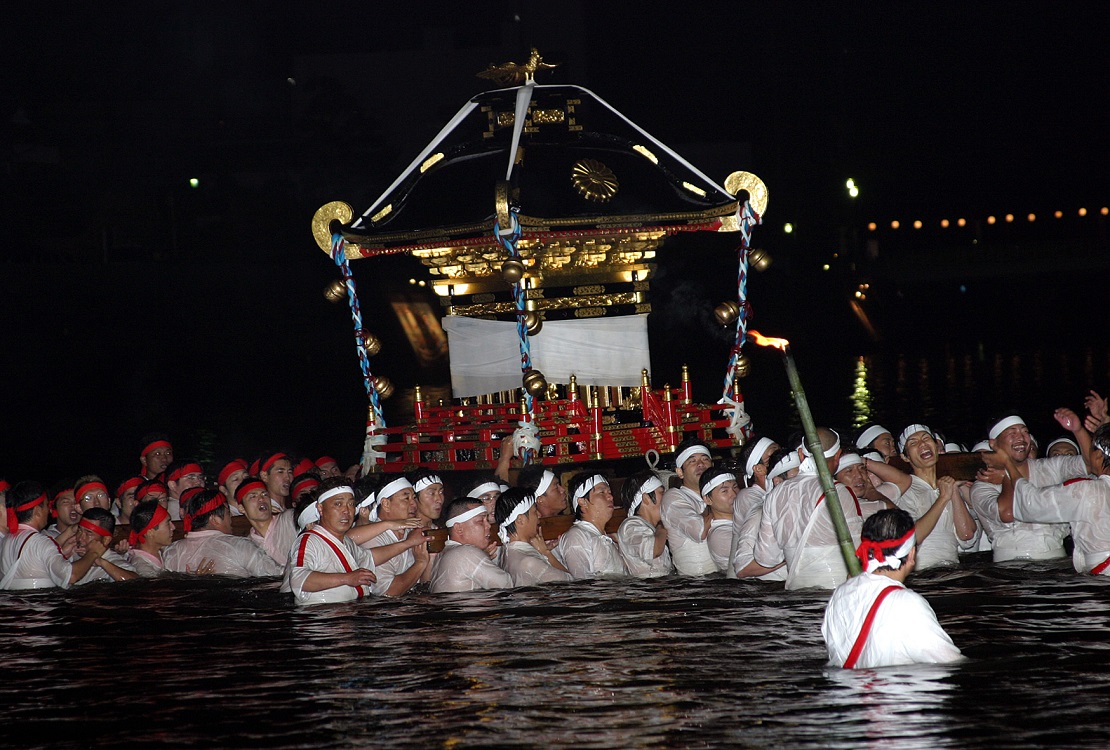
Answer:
407 468 446 527
1 480 107 590
994 422 1110 576
233 477 299 568
283 476 379 605
822 508 963 668
518 466 570 519
462 474 504 519
126 499 177 577
496 488 573 586
701 467 741 573
138 432 174 480
854 424 897 463
359 476 431 596
164 459 206 522
754 426 866 590
72 508 138 583
971 409 1090 562
729 437 788 581
43 482 80 544
661 437 718 576
618 469 673 578
428 498 513 593
258 453 295 510
163 488 284 577
557 472 627 579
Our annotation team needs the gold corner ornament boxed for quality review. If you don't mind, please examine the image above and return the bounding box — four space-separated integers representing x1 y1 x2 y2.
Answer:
312 201 354 253
571 159 619 203
723 171 769 216
477 47 559 86
495 180 512 230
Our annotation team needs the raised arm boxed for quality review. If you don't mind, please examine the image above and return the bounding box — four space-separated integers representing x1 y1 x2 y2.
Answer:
863 456 912 495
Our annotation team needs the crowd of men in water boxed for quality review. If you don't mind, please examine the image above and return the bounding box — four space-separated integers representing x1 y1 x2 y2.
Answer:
5 388 1110 667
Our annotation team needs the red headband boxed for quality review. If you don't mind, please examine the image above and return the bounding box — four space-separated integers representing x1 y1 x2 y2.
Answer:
116 476 145 498
261 453 288 474
182 493 226 533
129 503 170 546
0 480 11 493
234 479 267 503
141 439 172 457
218 459 248 486
135 482 168 502
167 463 203 484
7 493 46 534
315 456 337 468
78 517 112 538
855 526 917 569
292 476 320 496
75 481 109 503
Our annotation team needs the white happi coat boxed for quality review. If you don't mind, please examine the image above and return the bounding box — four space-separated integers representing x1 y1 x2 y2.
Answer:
754 471 863 590
969 454 1086 562
894 476 974 570
127 548 165 578
502 541 574 586
0 526 73 590
428 540 514 593
362 528 416 596
822 572 963 668
729 484 786 582
1013 474 1110 574
163 529 285 577
282 526 377 606
616 515 674 578
556 520 627 580
249 510 298 568
707 519 732 573
660 486 716 575
74 549 136 585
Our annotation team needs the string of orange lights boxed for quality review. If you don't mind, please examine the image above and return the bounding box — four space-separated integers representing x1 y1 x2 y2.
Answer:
866 206 1109 232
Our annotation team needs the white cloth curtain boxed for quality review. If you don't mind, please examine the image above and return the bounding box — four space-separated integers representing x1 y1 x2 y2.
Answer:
440 314 650 397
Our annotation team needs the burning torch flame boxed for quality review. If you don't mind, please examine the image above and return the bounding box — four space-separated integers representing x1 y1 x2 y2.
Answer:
747 330 790 351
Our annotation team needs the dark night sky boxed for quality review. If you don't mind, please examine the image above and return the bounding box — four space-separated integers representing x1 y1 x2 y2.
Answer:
2 3 1109 483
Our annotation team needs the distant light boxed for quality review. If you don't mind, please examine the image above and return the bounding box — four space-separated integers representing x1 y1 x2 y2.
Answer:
891 220 900 229
848 186 859 198
846 178 856 189
1005 214 1014 223
1054 210 1063 218
833 253 839 258
1079 207 1088 217
418 280 426 287
1027 213 1036 222
188 178 199 188
913 220 922 229
854 290 863 298
1102 207 1109 216
784 223 794 234
959 284 967 293
957 218 966 227
941 219 950 228
867 222 877 231
408 278 416 285
987 215 997 225
822 264 830 271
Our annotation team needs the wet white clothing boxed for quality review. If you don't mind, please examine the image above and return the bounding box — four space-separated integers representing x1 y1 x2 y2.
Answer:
429 540 514 593
894 476 967 570
0 526 73 590
729 485 785 581
362 528 417 596
661 486 716 575
754 471 863 590
1013 474 1110 574
249 510 298 567
74 549 136 584
616 515 674 578
127 549 165 578
557 520 628 580
969 454 1086 562
822 572 963 668
282 526 377 606
502 540 574 586
163 529 284 577
707 519 732 572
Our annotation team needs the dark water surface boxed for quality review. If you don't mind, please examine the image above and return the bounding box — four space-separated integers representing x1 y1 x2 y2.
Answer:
5 554 1110 749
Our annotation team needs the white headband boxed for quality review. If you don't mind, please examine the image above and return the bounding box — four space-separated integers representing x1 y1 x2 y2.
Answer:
701 472 737 498
944 443 964 453
412 475 442 493
898 424 932 453
467 481 502 499
377 477 413 501
297 502 321 529
801 430 840 458
674 444 711 470
971 440 990 452
571 474 608 512
628 476 664 516
1045 437 1080 455
855 425 890 450
497 496 536 544
317 486 355 504
862 451 885 463
861 531 917 574
989 416 1026 440
534 470 556 497
446 504 487 527
767 451 801 480
744 437 775 478
836 453 864 471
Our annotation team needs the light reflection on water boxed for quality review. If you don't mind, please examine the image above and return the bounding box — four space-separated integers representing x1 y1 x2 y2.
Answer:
5 557 1110 748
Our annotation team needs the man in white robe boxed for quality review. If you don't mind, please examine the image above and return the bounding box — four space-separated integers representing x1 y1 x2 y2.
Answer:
429 499 514 593
660 439 717 575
